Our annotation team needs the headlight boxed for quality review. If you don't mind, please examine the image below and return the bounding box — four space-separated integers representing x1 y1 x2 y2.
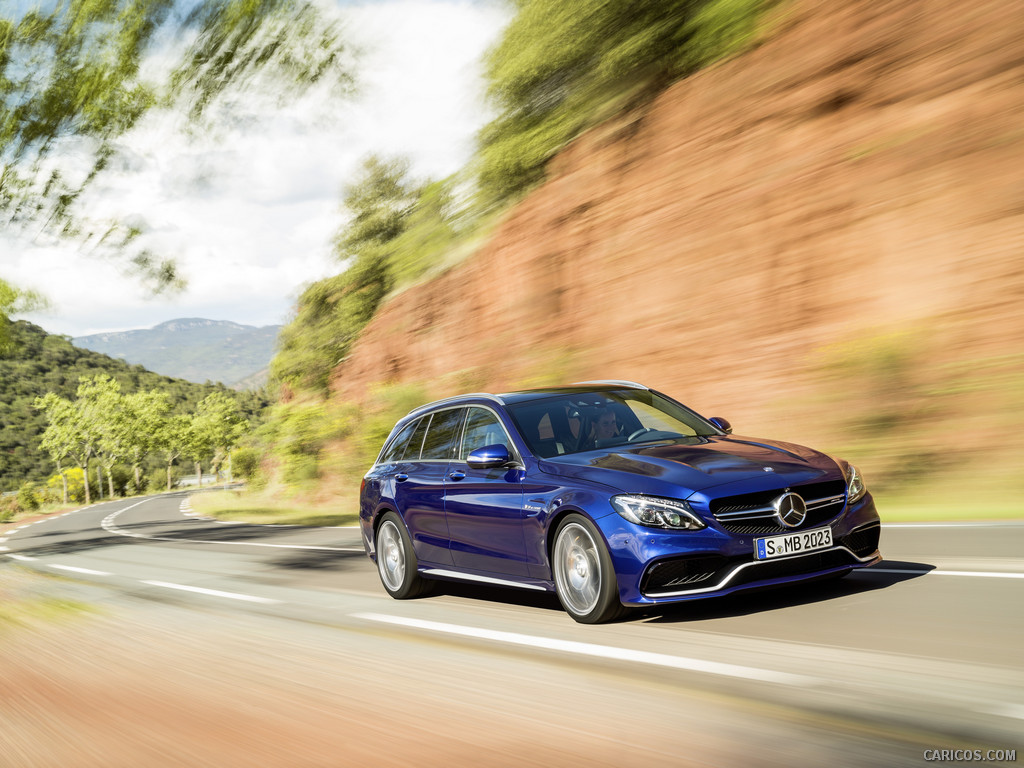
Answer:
610 495 706 530
843 463 867 503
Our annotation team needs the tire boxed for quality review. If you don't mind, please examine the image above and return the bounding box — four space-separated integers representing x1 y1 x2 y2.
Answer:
375 511 432 599
552 514 626 624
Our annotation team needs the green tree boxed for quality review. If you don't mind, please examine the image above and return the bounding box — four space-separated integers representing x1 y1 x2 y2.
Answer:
272 155 416 393
478 0 768 200
192 392 249 483
184 415 215 489
80 374 126 499
387 178 459 288
123 390 171 493
155 414 192 492
35 392 75 504
0 278 46 353
34 387 101 505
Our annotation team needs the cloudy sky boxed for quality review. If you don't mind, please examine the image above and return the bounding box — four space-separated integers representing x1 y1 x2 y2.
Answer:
4 0 509 338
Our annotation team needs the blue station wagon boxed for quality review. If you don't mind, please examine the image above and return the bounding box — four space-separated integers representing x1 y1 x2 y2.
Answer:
359 381 881 623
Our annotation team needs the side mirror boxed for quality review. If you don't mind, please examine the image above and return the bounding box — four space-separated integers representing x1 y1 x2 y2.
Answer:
466 444 511 469
709 417 732 434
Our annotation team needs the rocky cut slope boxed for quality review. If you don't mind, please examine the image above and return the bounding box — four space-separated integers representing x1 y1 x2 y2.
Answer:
330 0 1024 499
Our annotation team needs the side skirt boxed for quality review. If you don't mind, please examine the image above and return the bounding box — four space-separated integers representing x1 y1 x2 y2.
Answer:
421 567 553 593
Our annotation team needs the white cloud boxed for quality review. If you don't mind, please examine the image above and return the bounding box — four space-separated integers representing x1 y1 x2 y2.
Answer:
5 0 509 338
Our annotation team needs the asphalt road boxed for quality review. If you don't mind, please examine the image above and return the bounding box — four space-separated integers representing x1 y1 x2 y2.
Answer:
2 492 1022 767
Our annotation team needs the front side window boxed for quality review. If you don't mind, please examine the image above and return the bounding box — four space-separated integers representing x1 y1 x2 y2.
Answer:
507 390 719 458
420 408 467 460
459 407 513 459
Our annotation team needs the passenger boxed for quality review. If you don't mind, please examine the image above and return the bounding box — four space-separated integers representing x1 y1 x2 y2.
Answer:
595 407 620 442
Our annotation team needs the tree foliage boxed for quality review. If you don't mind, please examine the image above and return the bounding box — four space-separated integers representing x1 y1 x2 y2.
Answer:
272 156 464 395
35 373 252 503
187 391 248 485
0 277 46 352
0 320 266 492
478 0 769 200
0 0 354 290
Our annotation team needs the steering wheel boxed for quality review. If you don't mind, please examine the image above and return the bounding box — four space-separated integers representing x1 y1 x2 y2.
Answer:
627 427 655 441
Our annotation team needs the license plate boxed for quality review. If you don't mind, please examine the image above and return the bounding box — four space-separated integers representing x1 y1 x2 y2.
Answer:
755 527 833 560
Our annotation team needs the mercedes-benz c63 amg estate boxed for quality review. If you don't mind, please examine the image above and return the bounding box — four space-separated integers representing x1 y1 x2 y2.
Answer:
359 381 881 623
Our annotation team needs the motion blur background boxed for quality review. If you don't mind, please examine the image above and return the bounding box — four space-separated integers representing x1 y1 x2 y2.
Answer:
3 0 1023 518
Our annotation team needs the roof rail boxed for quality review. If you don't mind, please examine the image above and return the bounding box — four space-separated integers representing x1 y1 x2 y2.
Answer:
406 392 505 417
570 380 648 390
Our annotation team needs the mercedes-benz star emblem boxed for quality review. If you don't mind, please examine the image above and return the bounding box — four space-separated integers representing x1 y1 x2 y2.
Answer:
772 491 807 528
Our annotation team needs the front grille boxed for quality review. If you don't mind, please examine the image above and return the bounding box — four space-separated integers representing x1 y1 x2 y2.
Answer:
839 522 881 557
710 480 847 534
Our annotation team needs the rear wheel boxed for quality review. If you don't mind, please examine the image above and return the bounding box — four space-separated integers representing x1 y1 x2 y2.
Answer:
375 512 431 599
552 514 626 624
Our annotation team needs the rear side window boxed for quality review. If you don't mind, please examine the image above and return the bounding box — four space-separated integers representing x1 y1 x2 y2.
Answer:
402 417 431 461
380 419 420 464
420 408 467 460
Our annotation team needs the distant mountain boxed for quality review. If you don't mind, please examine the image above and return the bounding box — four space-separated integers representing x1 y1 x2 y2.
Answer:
73 318 282 388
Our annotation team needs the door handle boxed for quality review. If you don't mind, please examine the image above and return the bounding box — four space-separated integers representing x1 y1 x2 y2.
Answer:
448 470 466 481
394 473 409 482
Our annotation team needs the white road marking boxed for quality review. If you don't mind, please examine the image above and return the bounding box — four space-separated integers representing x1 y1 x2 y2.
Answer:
354 613 1024 723
7 554 36 561
868 567 1024 580
352 613 814 686
0 546 8 552
142 581 279 604
102 500 364 552
49 564 112 576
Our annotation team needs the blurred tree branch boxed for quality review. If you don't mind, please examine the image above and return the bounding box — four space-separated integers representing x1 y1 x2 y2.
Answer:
0 0 355 301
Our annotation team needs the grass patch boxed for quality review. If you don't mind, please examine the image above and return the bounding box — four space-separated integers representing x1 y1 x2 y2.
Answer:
190 489 358 527
877 498 1024 522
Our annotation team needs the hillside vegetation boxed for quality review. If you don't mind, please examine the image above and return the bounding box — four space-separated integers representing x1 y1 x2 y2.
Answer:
0 321 267 493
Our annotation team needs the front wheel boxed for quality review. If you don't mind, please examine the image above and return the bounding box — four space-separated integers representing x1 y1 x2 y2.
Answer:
375 512 432 599
552 514 626 624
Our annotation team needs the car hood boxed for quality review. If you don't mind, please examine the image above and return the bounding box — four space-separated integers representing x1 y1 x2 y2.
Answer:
537 435 842 498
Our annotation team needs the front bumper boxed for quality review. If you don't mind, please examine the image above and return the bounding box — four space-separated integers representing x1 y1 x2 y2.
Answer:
599 493 881 607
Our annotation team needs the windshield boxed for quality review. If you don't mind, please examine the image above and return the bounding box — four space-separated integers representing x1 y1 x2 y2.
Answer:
506 390 721 459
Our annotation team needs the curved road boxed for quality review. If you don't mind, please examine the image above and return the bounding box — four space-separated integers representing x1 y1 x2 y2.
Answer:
2 492 1022 766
